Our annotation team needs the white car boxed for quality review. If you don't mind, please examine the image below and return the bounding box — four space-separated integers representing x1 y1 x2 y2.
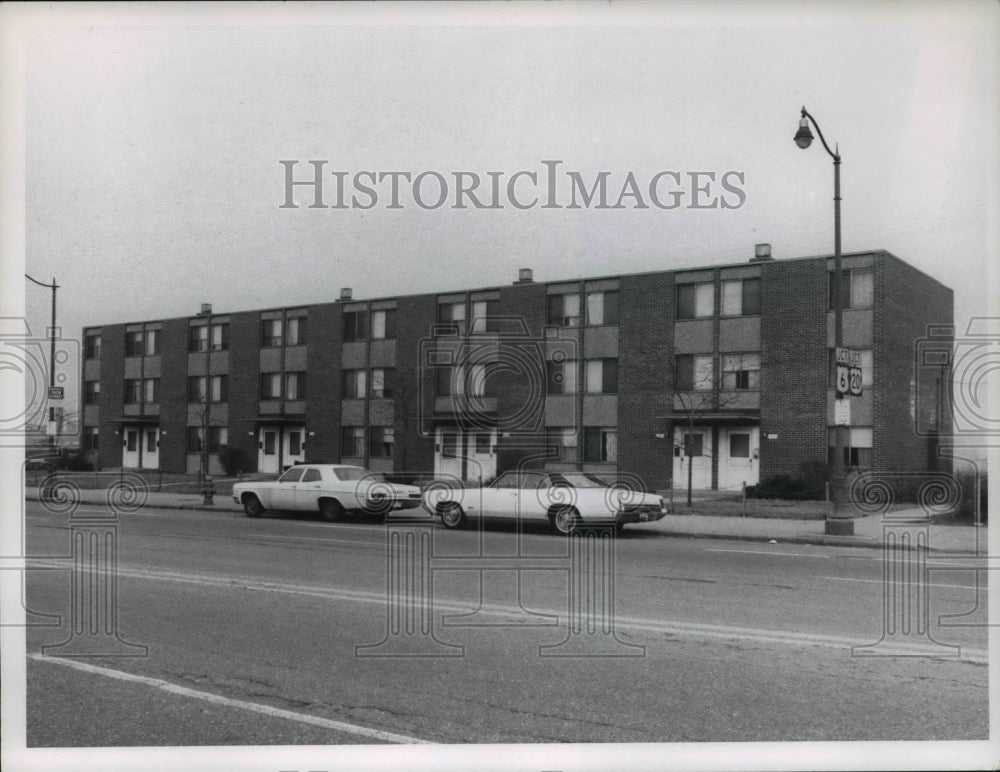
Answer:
424 470 668 535
232 464 423 521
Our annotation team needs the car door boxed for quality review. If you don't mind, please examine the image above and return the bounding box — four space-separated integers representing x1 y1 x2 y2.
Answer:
294 466 324 511
475 471 519 519
270 466 304 509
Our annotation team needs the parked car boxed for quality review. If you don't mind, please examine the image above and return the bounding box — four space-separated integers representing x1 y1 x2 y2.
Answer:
232 464 423 521
424 470 667 535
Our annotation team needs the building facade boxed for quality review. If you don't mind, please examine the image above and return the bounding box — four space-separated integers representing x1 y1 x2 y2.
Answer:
79 247 953 492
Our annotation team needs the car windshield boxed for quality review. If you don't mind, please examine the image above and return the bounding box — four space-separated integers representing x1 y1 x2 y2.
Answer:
548 473 610 489
332 467 373 482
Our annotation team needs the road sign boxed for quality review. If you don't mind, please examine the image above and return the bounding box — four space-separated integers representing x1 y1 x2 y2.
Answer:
835 347 863 398
47 387 64 400
834 398 851 426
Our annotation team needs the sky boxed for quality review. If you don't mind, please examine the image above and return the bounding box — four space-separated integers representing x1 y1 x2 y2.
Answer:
5 1 999 429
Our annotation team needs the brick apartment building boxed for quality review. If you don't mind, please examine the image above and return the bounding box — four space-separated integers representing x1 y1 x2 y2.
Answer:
79 246 953 492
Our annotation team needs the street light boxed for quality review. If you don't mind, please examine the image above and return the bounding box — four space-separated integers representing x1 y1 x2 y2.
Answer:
24 273 60 434
793 106 854 536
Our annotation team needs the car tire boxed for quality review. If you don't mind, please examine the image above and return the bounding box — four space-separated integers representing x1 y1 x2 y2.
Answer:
243 494 264 518
439 502 467 529
550 506 579 536
320 499 346 522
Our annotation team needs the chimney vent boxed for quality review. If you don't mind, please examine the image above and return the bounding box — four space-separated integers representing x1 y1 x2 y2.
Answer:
339 287 353 301
199 303 213 315
515 268 534 284
751 243 773 262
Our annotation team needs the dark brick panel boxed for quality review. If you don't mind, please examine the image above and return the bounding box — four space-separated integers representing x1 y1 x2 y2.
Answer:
97 324 125 469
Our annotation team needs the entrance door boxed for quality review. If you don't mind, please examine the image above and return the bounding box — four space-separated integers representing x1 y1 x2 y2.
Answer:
141 427 160 469
466 430 497 484
284 428 305 467
259 428 280 473
673 427 712 489
435 428 463 481
122 427 140 468
719 427 759 490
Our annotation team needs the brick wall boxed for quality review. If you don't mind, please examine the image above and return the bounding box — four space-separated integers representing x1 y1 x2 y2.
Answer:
395 293 437 474
228 311 261 472
305 303 341 463
158 318 189 472
98 324 124 469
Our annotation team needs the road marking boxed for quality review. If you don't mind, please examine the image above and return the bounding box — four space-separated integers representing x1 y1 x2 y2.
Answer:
27 653 430 744
260 535 384 547
706 548 833 559
822 575 981 591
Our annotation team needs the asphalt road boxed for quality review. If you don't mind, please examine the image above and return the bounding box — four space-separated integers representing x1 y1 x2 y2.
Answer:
18 500 990 747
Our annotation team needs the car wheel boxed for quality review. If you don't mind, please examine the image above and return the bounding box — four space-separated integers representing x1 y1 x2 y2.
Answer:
320 499 346 522
439 502 467 529
243 494 264 518
550 506 579 535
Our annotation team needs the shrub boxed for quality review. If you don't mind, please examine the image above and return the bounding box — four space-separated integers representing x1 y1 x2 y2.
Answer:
57 449 93 471
216 445 248 476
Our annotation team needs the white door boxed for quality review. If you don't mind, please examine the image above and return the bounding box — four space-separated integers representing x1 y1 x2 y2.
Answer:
259 428 280 474
141 427 160 469
719 427 759 490
435 428 463 481
466 430 496 484
673 427 712 489
122 427 140 468
284 428 305 467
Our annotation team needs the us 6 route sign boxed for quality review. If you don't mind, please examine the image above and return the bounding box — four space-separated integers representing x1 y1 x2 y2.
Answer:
835 347 863 398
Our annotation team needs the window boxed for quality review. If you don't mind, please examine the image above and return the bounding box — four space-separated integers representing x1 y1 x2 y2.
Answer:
125 431 138 452
285 372 305 400
280 467 305 483
125 331 144 357
467 363 497 397
436 366 458 397
585 359 618 394
286 317 307 346
828 348 874 388
341 427 365 457
828 426 873 469
289 431 302 456
371 309 396 339
84 380 101 405
261 319 283 347
586 291 619 326
124 379 142 404
677 283 714 319
188 376 207 403
187 427 203 453
260 372 282 400
342 369 367 399
301 467 321 483
211 323 229 351
546 427 577 463
721 278 760 316
829 269 874 310
470 300 500 334
208 375 227 403
146 430 158 453
546 359 577 395
84 427 99 451
583 427 618 462
722 353 761 390
189 325 208 352
203 427 228 453
144 329 158 356
371 368 394 398
438 302 466 334
343 310 367 341
441 432 459 459
475 433 492 454
85 333 101 359
547 293 581 327
369 427 395 457
729 433 751 458
676 433 704 457
676 354 714 391
143 378 159 404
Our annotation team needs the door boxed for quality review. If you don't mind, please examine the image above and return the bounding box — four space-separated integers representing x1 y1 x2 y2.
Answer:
466 430 496 484
122 427 140 468
435 428 463 481
719 427 759 490
141 427 160 469
259 428 280 474
270 465 304 509
673 427 712 489
284 428 305 467
294 466 325 511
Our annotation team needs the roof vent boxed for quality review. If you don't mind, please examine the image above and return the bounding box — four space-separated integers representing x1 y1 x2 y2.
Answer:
198 303 213 315
751 243 773 262
515 268 534 284
339 287 353 301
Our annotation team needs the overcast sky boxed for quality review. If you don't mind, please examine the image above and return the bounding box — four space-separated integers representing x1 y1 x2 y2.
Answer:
6 1 999 412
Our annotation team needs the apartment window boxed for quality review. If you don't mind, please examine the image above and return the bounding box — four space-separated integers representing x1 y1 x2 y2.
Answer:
546 427 578 463
547 293 581 327
371 368 394 398
261 319 283 347
342 369 367 399
211 323 229 351
470 300 500 334
828 348 874 388
343 310 367 341
722 353 761 390
436 366 459 397
187 427 203 453
341 427 365 457
676 354 714 391
677 433 704 457
438 302 466 334
144 329 159 356
84 380 101 405
371 309 396 339
286 317 307 346
85 333 101 359
289 431 303 457
210 375 229 402
586 291 619 326
260 372 282 400
546 359 577 395
125 331 144 357
475 433 492 454
730 433 751 459
143 378 159 404
187 427 227 454
146 430 158 453
188 377 207 403
828 426 873 469
189 325 208 352
369 427 395 457
124 379 142 404
441 432 459 459
583 427 618 463
676 283 714 319
721 278 761 316
84 427 99 451
829 269 874 310
285 372 306 401
585 358 618 394
467 363 498 398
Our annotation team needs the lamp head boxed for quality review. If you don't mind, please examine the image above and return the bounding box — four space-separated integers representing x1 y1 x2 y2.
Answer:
794 116 813 149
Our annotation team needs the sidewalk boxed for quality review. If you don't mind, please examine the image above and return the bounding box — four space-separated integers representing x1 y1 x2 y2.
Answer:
24 486 988 554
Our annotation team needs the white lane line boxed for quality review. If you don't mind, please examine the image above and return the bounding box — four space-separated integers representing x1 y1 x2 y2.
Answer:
706 548 833 559
27 653 430 744
822 575 982 591
259 535 382 547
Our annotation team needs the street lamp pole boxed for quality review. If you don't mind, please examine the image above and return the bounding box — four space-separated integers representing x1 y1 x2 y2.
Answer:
794 106 854 535
25 273 60 437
